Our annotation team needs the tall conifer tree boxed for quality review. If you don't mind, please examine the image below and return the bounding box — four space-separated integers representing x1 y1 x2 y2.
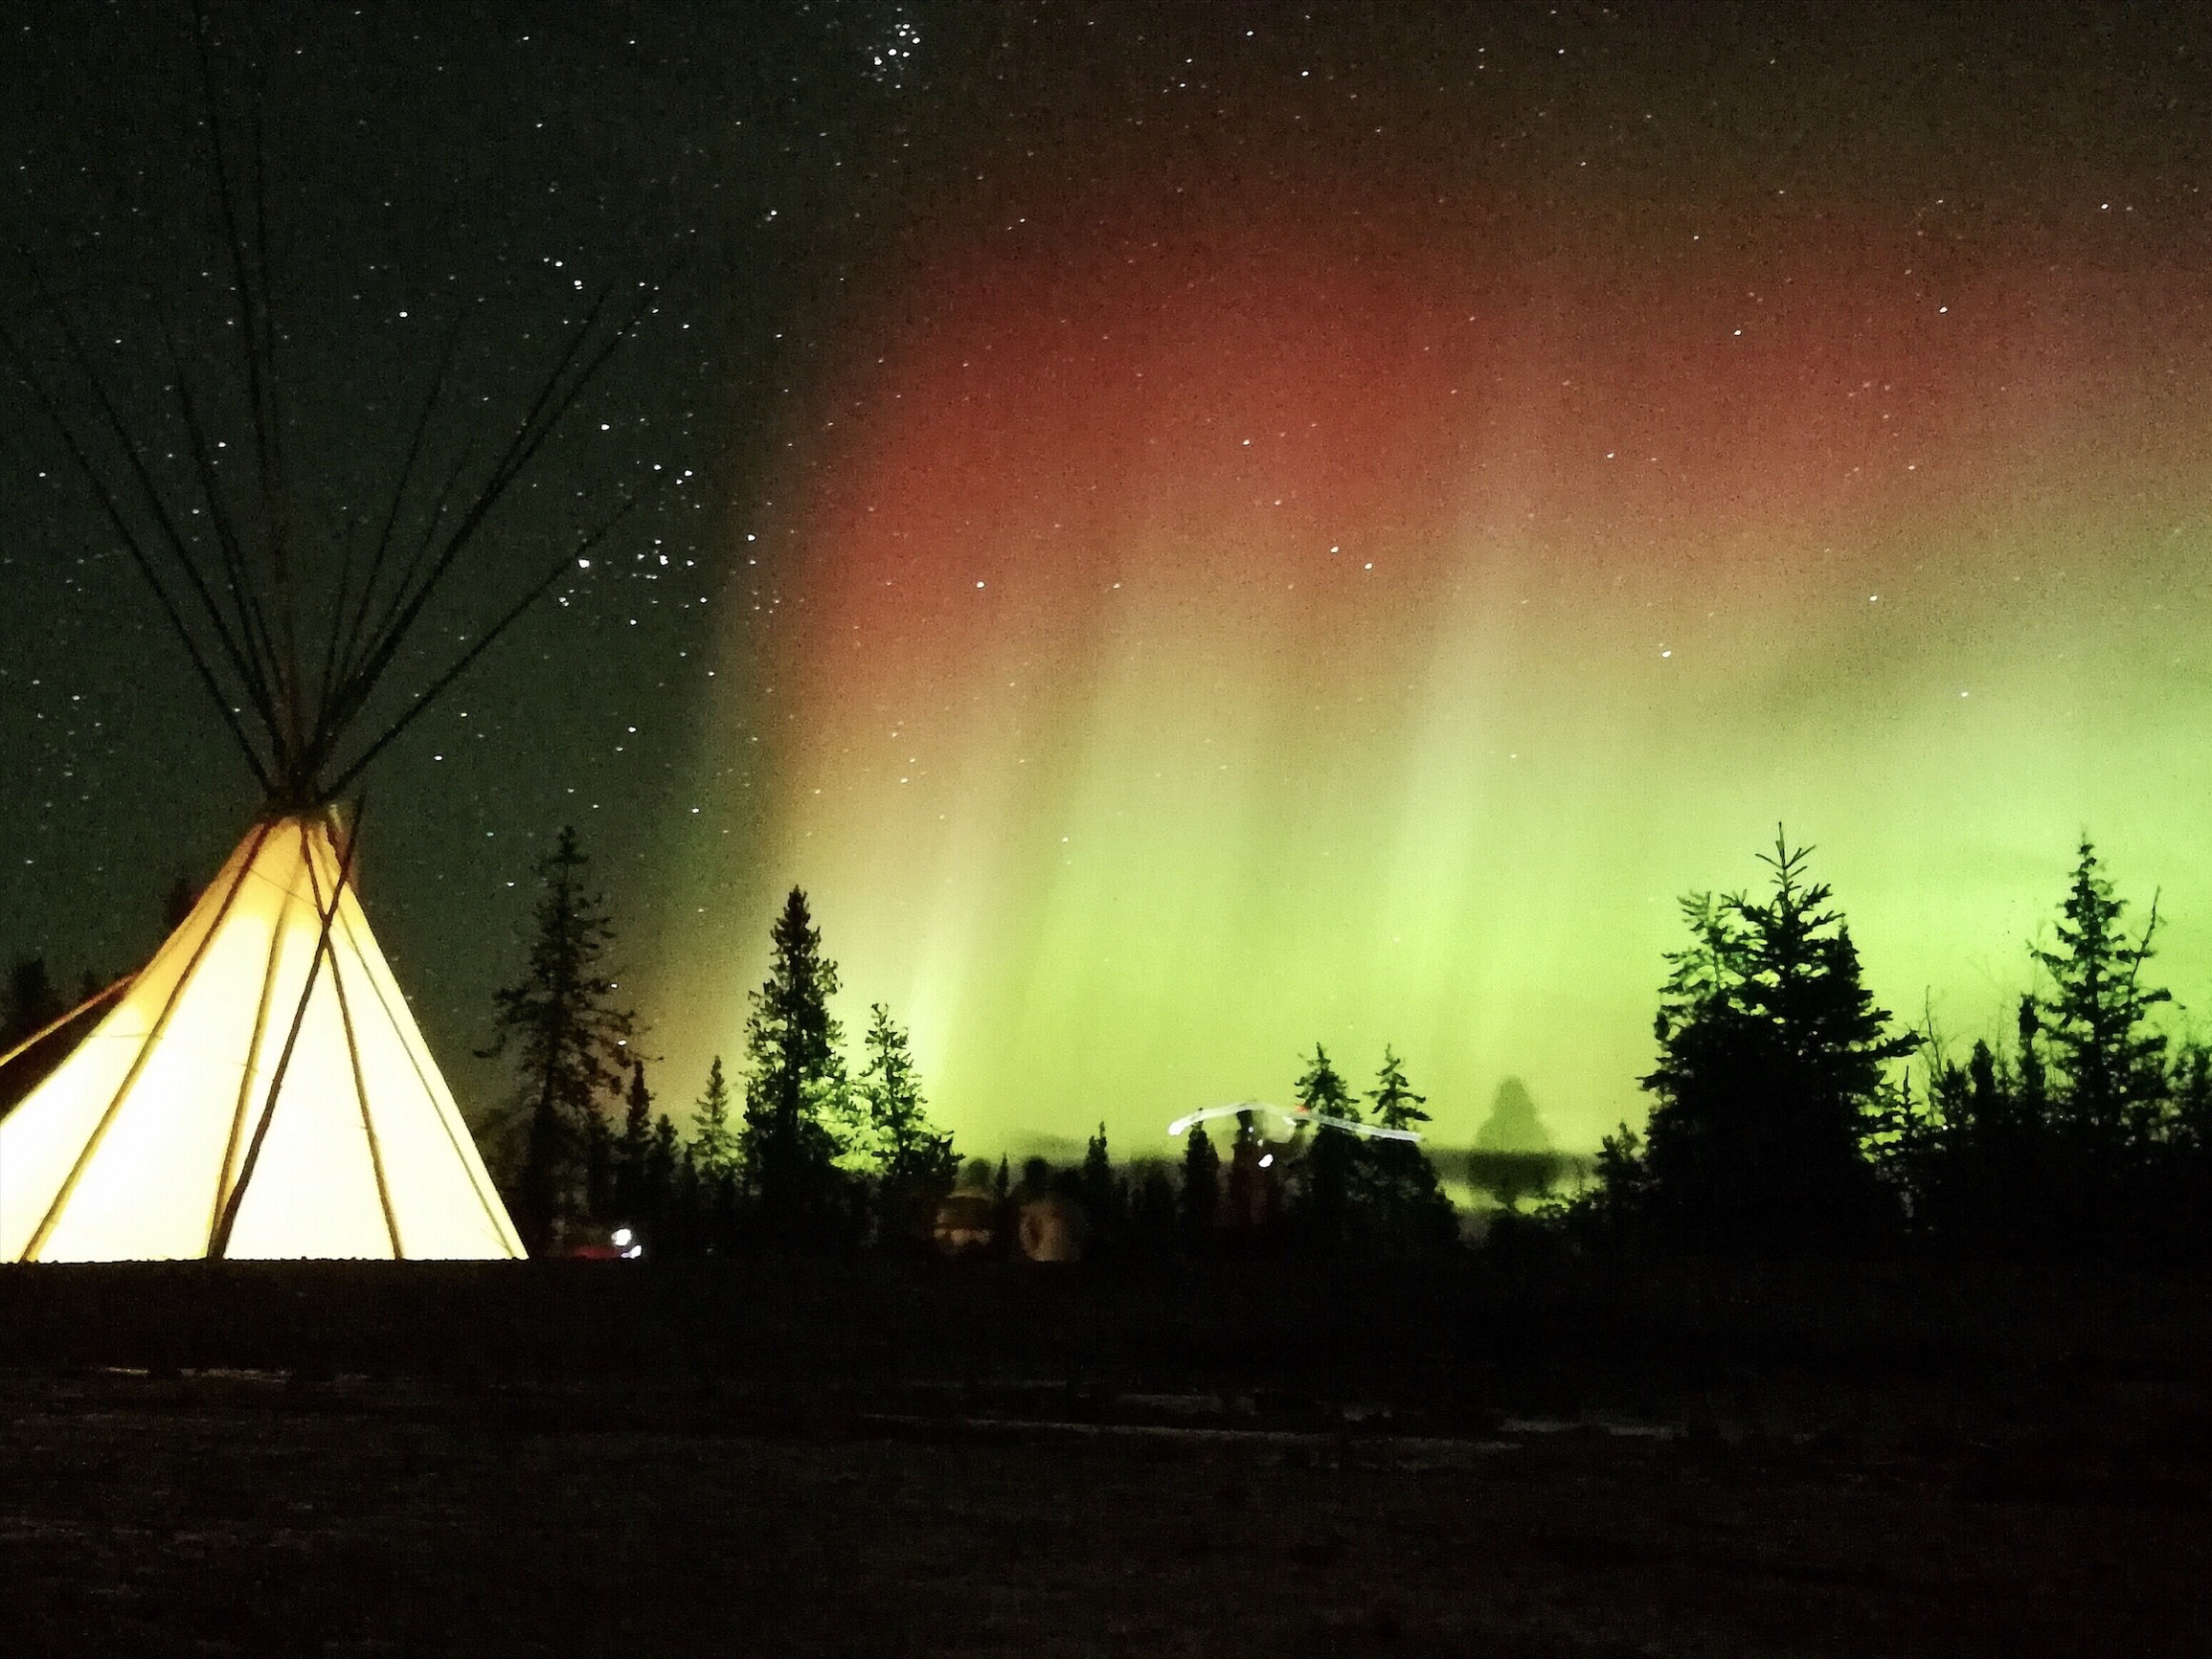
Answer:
691 1056 737 1176
617 1059 654 1222
687 1056 739 1249
737 887 851 1245
1363 1047 1458 1256
1179 1124 1221 1255
485 826 634 1251
1130 1162 1179 1255
1079 1121 1126 1252
1626 833 1914 1253
855 1003 957 1244
2029 841 2171 1147
1292 1043 1360 1255
2 958 62 1051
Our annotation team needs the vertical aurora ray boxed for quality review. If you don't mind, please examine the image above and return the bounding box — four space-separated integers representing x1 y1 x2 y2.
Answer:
666 188 2212 1157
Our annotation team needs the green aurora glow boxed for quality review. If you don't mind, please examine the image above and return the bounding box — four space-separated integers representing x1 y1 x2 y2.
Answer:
643 198 2212 1161
605 0 2212 1166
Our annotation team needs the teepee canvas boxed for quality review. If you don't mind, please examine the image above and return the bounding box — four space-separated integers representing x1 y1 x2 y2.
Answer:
0 813 522 1261
0 20 657 1259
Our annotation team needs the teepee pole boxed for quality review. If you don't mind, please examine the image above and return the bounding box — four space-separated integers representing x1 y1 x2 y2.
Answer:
336 899 522 1255
324 488 647 798
157 322 289 732
21 268 282 733
308 831 403 1257
312 310 465 732
206 851 301 1249
0 312 277 793
209 806 365 1259
19 818 277 1261
316 279 631 747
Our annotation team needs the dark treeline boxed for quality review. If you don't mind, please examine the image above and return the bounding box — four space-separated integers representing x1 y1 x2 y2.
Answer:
2 871 198 1112
485 822 2212 1265
481 828 869 1257
484 828 1466 1262
0 958 75 1117
483 828 971 1258
1566 832 2212 1262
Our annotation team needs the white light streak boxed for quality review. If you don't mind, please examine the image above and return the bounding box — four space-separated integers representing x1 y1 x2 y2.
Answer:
1165 1101 1424 1144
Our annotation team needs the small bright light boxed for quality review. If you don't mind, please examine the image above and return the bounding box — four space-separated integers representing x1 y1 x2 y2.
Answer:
1258 1154 1275 1168
611 1227 634 1247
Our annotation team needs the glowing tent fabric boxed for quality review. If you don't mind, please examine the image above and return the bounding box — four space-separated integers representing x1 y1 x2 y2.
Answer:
0 812 523 1262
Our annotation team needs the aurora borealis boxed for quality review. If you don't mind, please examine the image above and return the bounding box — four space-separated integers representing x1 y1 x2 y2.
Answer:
9 5 2212 1162
655 11 2212 1157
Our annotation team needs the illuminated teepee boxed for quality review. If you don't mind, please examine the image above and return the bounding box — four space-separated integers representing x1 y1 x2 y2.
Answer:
0 813 522 1261
0 14 657 1259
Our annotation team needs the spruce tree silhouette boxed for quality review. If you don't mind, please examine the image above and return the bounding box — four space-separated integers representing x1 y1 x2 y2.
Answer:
1364 1047 1459 1257
2175 1044 2212 1159
1899 1030 2034 1253
484 826 635 1253
2031 841 2171 1151
2022 841 2174 1244
856 1003 957 1248
1179 1123 1221 1257
616 1059 654 1227
0 957 72 1116
2173 1043 2212 1253
1630 831 1915 1254
1079 1122 1126 1254
690 1056 737 1170
1130 1162 1179 1256
736 889 851 1248
689 1056 740 1248
2015 993 2050 1122
1291 1043 1360 1255
583 1109 615 1233
1896 842 2189 1255
2 958 63 1052
646 1114 685 1250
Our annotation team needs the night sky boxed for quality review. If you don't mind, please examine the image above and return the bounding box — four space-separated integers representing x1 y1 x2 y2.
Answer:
6 3 2211 1162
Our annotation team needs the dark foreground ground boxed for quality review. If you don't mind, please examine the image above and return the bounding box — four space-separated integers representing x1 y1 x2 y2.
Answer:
2 1257 2208 1656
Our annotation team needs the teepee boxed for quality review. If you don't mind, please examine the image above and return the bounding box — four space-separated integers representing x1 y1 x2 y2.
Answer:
0 813 521 1261
0 16 655 1259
